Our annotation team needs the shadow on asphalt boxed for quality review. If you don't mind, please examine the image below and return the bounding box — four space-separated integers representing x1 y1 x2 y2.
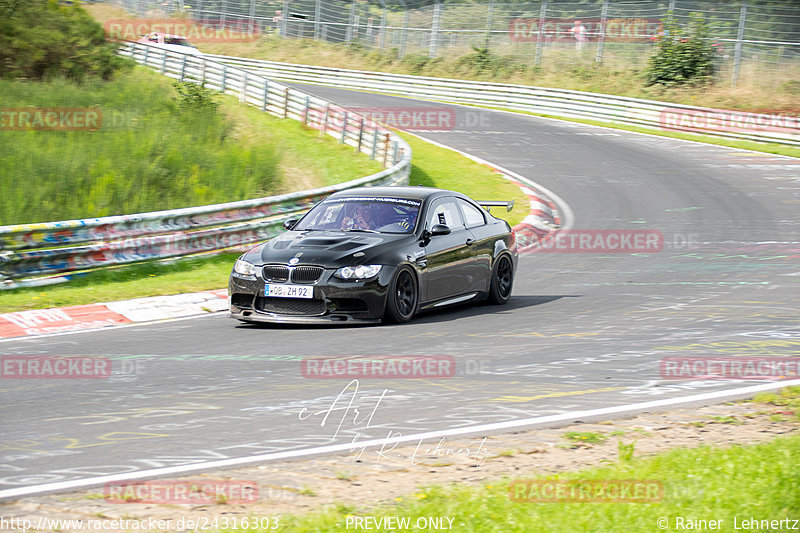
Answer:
233 294 580 331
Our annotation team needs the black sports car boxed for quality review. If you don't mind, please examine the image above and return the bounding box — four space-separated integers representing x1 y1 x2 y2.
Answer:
229 186 518 324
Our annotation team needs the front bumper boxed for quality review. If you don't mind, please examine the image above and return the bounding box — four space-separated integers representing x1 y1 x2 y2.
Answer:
228 266 396 324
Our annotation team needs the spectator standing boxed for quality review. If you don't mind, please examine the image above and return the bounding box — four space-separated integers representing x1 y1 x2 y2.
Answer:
569 20 588 51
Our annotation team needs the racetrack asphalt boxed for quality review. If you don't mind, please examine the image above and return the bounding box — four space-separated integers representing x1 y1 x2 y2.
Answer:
1 86 799 498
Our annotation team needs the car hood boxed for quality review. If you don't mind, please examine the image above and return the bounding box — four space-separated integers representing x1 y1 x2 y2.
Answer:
242 231 413 266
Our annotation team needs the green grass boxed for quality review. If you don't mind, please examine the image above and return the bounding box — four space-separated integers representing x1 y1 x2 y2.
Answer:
750 386 800 422
1 131 529 313
0 253 237 313
243 431 800 532
0 67 381 225
562 431 609 446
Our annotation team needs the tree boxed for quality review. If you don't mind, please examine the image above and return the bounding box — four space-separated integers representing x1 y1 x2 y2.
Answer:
0 0 129 81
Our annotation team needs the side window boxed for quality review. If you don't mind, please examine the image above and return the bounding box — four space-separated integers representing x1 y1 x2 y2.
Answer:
459 199 486 228
427 198 464 230
148 34 159 42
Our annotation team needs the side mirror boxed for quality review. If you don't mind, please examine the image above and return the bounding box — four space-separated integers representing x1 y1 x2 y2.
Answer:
282 218 298 231
430 224 451 236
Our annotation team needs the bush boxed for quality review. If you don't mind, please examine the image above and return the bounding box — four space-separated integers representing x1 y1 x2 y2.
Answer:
644 13 716 87
173 81 220 111
0 0 129 81
452 46 524 77
401 53 434 74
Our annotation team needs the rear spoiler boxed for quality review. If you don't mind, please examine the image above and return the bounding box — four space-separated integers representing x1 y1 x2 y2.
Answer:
478 200 515 213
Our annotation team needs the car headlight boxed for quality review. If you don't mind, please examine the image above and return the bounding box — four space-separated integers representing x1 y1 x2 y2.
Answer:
334 264 382 280
233 259 257 276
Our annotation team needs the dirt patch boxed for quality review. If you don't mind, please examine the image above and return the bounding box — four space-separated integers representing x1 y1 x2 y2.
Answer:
1 399 797 531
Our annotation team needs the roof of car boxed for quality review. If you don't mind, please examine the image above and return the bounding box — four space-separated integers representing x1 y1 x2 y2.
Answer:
327 186 459 202
145 32 189 39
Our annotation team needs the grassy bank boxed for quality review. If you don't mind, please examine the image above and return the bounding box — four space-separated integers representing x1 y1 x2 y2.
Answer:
0 132 529 313
0 68 381 225
269 427 800 532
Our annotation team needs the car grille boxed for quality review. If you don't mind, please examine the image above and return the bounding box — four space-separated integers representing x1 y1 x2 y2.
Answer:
256 297 327 316
261 265 289 282
261 264 324 284
291 266 324 284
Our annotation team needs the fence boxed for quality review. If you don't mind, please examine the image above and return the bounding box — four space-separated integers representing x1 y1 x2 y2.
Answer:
206 53 800 147
107 0 800 87
0 43 412 287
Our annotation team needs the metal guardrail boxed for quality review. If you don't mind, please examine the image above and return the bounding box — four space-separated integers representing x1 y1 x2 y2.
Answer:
0 43 412 286
206 53 800 147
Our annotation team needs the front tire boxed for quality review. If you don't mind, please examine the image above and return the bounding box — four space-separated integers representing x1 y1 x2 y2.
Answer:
384 267 418 323
488 254 514 304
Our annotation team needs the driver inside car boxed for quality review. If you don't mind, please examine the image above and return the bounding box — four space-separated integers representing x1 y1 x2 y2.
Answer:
341 203 374 231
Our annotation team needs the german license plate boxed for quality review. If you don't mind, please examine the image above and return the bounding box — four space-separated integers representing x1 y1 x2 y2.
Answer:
264 284 313 299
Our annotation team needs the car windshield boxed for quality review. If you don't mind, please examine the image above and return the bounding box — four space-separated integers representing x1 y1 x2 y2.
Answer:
294 197 421 234
165 37 193 47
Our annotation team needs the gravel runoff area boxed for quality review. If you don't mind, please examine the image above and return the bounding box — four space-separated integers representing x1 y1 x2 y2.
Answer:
1 396 797 530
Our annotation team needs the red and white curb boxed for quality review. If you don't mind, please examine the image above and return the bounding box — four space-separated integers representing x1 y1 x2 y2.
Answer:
505 175 562 253
0 289 228 340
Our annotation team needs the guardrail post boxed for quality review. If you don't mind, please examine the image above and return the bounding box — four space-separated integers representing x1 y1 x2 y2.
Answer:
179 55 187 81
283 87 289 118
595 0 609 64
161 50 168 74
304 96 311 124
535 0 547 65
429 2 442 58
340 112 349 143
732 0 748 87
382 133 390 167
240 72 248 103
220 64 227 92
143 45 149 67
356 118 364 153
392 141 399 164
262 79 269 111
370 129 379 160
200 56 206 86
321 103 330 136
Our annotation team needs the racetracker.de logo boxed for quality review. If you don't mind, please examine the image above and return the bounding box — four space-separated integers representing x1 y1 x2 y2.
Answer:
103 480 258 504
531 229 663 253
104 18 259 43
307 106 456 132
301 356 456 379
0 108 102 131
1 356 111 379
660 357 800 380
509 479 664 503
